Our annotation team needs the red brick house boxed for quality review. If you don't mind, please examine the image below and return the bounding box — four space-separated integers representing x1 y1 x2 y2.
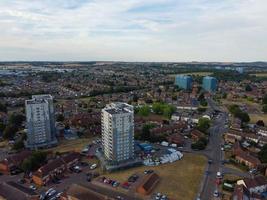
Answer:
32 152 80 186
191 129 205 142
0 150 31 174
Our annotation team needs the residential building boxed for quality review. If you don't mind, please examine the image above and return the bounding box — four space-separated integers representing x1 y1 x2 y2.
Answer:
0 150 31 174
174 75 193 90
25 94 57 149
32 152 80 186
61 184 114 200
237 176 267 195
136 173 160 195
232 184 250 200
101 102 134 163
202 76 217 92
0 181 39 200
232 142 261 169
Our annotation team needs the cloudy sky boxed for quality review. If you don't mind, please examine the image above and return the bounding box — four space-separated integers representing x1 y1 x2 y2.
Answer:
0 0 266 62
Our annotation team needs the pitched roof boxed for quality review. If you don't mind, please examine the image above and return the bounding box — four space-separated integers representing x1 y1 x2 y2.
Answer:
243 176 267 189
0 181 38 200
35 158 65 177
66 184 111 200
232 184 250 199
34 152 80 178
3 150 31 167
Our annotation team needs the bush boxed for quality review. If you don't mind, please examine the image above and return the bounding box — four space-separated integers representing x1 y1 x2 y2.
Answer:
197 117 211 133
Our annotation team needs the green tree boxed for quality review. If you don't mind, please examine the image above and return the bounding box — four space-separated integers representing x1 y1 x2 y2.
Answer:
245 84 252 91
263 94 267 105
236 111 250 123
152 102 163 114
0 102 7 113
8 113 25 127
256 120 265 127
258 144 267 163
56 114 65 122
3 125 18 139
138 106 150 116
21 151 47 172
0 122 6 132
197 117 211 133
263 105 267 114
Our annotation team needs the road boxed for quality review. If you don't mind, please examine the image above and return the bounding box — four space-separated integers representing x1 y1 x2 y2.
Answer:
199 111 227 200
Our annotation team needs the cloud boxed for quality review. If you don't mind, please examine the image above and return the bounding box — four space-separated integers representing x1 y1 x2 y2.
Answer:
0 0 266 61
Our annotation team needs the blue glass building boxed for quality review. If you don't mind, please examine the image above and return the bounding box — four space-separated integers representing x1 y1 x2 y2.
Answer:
175 75 193 90
202 76 218 92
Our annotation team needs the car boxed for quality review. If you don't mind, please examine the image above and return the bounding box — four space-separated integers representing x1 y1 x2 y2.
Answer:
122 182 130 189
90 163 97 170
112 181 120 187
18 179 26 184
216 171 223 179
128 174 139 182
45 188 55 196
56 192 63 198
47 190 57 198
208 159 213 164
221 147 224 151
144 169 154 174
116 196 124 200
213 190 219 197
29 185 36 190
161 195 167 200
249 168 257 174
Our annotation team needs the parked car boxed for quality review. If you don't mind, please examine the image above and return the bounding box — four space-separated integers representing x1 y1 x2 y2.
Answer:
90 163 97 170
29 185 36 190
18 179 26 184
213 190 219 197
128 174 138 182
144 169 154 174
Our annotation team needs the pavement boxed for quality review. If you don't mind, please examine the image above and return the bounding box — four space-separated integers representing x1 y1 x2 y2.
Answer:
196 98 250 200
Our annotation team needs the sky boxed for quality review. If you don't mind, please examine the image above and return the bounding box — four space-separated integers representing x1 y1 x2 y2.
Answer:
0 0 267 62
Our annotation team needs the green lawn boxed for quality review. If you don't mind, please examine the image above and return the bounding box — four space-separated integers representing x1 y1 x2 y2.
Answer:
104 153 207 200
249 113 267 124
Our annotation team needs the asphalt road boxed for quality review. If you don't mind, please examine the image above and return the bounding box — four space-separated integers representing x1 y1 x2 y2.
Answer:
199 112 226 200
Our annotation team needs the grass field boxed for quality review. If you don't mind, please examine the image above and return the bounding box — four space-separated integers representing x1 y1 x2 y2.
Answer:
250 73 267 77
105 153 206 200
249 113 267 124
169 72 212 77
48 138 96 153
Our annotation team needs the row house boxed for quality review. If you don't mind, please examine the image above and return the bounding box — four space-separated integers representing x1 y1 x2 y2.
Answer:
32 152 80 186
237 176 267 196
0 150 31 174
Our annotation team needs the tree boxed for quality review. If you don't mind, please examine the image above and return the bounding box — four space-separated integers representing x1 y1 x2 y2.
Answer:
0 122 6 132
138 106 150 116
263 105 267 114
263 94 267 105
258 144 267 163
139 124 153 141
56 114 64 122
200 99 208 107
3 125 18 139
8 113 25 127
21 151 47 172
132 94 139 102
236 111 250 123
198 93 205 101
197 117 211 133
256 120 265 127
245 84 252 91
0 102 7 113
